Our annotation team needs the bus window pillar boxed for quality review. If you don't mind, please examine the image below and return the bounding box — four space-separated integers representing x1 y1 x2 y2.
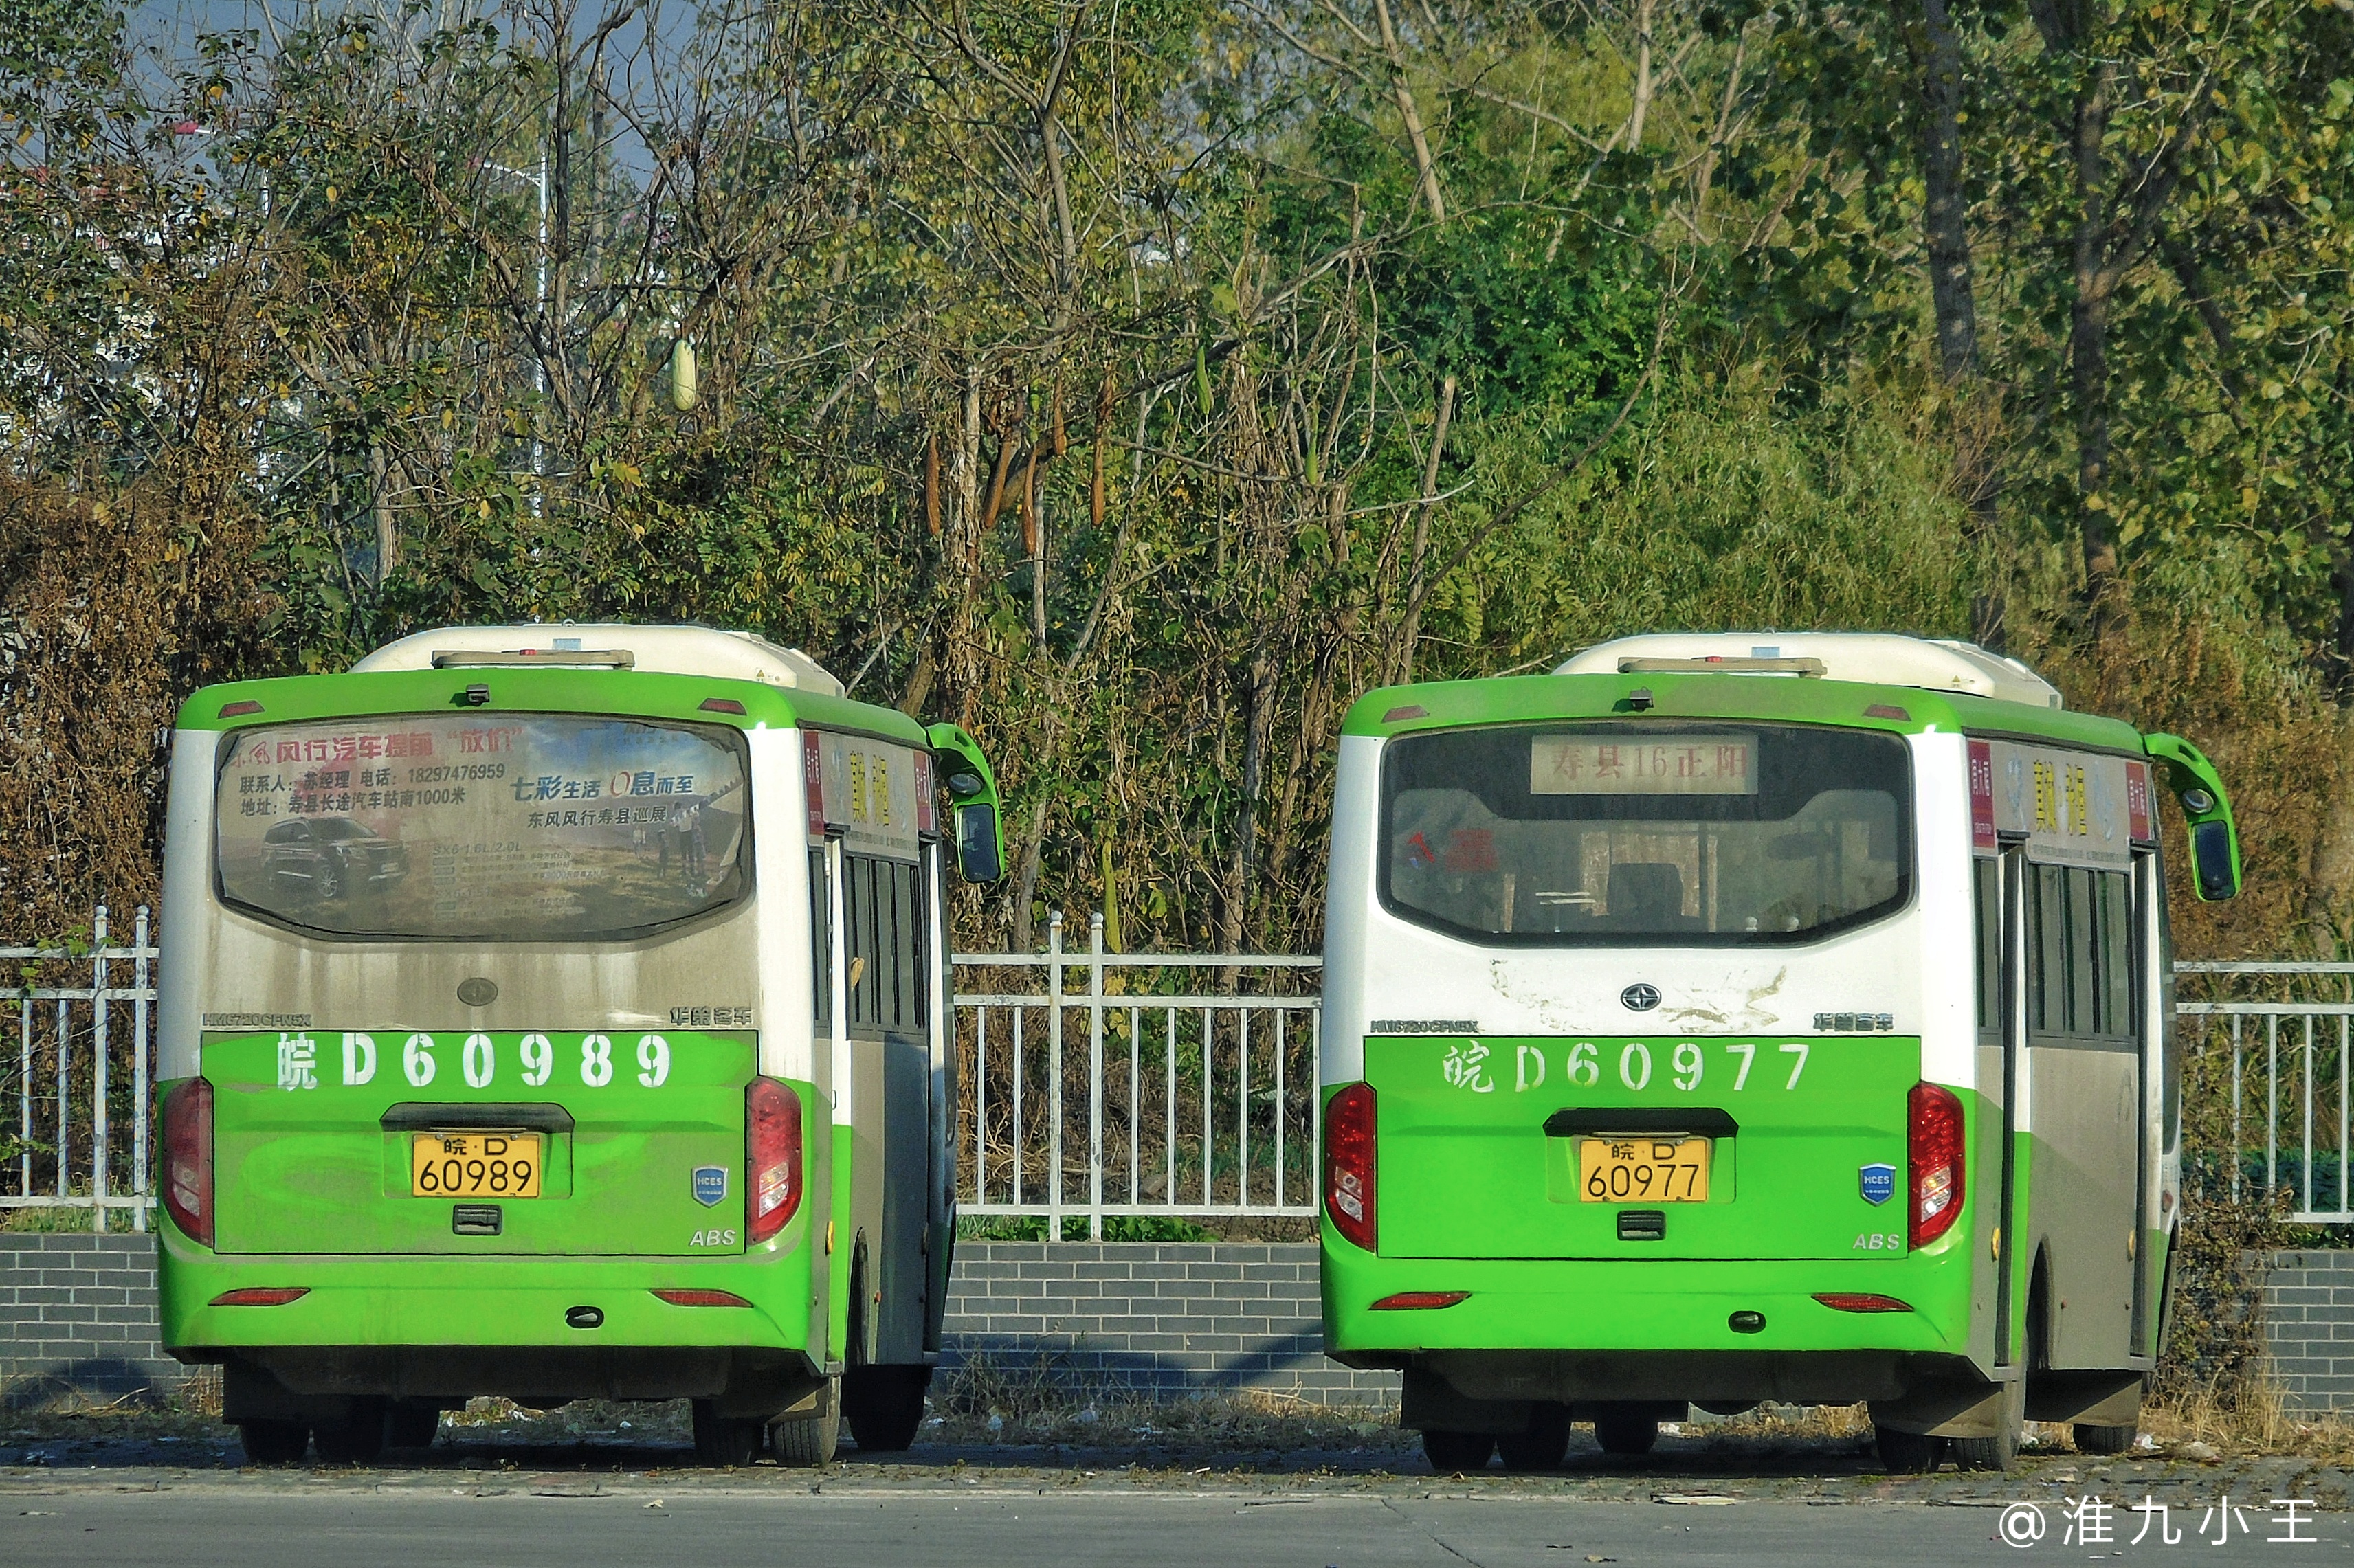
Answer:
827 835 852 1131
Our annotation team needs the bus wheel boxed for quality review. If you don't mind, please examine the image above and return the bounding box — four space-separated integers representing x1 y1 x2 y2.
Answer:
2074 1422 2136 1455
1591 1407 1658 1458
1421 1429 1495 1472
691 1400 767 1468
843 1365 931 1453
383 1402 441 1450
238 1420 311 1465
1496 1404 1570 1472
1874 1425 1946 1473
771 1396 841 1468
312 1400 386 1465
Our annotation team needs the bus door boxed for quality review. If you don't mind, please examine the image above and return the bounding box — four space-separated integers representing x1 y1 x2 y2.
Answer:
808 732 933 1365
1974 845 2025 1366
2023 855 2142 1369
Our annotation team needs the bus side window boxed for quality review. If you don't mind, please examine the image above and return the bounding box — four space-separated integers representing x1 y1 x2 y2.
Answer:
1973 858 2001 1033
2065 868 2097 1036
2031 864 2067 1035
845 855 924 1033
810 848 833 1027
2096 869 2133 1038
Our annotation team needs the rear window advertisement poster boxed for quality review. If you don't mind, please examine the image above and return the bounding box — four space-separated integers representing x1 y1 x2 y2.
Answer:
214 715 749 939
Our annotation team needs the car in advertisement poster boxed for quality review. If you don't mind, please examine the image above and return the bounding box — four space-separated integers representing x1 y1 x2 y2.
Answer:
258 816 412 901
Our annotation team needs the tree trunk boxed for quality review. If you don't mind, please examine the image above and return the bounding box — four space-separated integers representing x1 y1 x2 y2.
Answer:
2068 62 2122 612
1902 0 1978 381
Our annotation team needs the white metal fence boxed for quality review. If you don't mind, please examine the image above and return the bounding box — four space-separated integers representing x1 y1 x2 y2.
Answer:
2177 961 2354 1223
5 906 155 1231
6 906 2341 1235
953 912 1322 1236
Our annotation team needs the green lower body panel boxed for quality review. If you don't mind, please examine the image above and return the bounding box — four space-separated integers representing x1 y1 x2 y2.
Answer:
1325 1230 1983 1411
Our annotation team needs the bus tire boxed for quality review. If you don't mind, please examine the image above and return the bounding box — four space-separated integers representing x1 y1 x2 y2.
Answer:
691 1400 766 1468
1421 1429 1495 1472
312 1400 386 1465
1875 1425 1945 1473
1949 1428 2017 1472
2074 1422 2136 1455
771 1396 841 1468
843 1365 930 1453
384 1402 440 1450
1496 1404 1570 1472
238 1420 311 1466
1591 1407 1658 1458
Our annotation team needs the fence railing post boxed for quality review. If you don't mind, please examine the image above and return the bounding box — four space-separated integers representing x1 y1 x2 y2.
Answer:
1088 911 1104 1242
1047 911 1063 1241
133 906 151 1232
92 905 109 1234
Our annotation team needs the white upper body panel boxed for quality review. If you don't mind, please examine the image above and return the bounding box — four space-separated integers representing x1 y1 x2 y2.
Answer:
1555 632 2061 710
351 622 845 697
1320 729 1978 1089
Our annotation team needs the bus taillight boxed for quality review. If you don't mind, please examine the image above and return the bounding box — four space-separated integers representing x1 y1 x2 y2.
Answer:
1324 1082 1377 1253
164 1078 214 1247
1907 1082 1966 1249
747 1078 803 1244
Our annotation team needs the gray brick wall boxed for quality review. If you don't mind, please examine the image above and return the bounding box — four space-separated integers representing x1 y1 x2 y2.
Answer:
1 1235 1395 1411
0 1233 191 1407
941 1242 1398 1407
2263 1249 2354 1411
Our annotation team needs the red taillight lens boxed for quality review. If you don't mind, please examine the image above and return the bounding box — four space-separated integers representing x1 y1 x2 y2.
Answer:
210 1287 307 1306
652 1288 753 1308
1370 1290 1469 1310
1324 1082 1377 1253
1907 1081 1966 1250
163 1077 214 1247
746 1077 803 1244
1812 1292 1913 1314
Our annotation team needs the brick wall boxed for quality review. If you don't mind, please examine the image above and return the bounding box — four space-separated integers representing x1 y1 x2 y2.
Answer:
1 1235 1396 1411
0 1233 190 1407
941 1242 1399 1406
2263 1249 2354 1412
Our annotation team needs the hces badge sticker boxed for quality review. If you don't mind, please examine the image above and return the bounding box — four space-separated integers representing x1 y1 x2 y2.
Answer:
693 1165 729 1207
1858 1163 1896 1207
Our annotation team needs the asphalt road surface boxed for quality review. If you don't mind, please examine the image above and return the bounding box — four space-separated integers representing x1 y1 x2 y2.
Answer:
4 1413 2348 1567
3 1483 2329 1567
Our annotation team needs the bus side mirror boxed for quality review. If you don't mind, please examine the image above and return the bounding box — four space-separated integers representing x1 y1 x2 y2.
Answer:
955 802 1005 884
926 721 1008 884
2144 732 2242 901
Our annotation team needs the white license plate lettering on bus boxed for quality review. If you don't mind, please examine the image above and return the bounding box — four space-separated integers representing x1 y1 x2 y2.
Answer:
1579 1136 1709 1202
410 1131 542 1198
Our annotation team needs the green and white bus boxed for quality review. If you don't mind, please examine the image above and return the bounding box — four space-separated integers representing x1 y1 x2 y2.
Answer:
1318 633 2241 1472
155 623 1006 1466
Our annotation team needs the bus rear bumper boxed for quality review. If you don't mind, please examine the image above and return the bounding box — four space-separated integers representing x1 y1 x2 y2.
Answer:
192 1343 828 1423
1322 1248 1978 1380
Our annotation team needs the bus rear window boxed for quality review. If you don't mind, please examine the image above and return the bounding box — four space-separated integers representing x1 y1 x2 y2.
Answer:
1381 722 1911 945
214 714 749 941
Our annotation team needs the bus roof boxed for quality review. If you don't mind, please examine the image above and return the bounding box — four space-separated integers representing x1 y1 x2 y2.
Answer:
351 623 845 695
1342 659 2146 755
174 624 929 746
1553 632 2062 709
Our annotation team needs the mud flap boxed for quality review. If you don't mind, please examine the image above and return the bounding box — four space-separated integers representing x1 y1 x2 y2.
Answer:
1871 1369 2023 1439
2026 1369 2144 1426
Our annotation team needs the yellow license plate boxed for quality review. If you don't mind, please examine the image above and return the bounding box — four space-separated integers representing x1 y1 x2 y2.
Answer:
410 1131 542 1198
1579 1135 1711 1203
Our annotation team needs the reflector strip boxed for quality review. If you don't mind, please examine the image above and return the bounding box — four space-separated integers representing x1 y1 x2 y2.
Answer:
699 697 747 715
1369 1290 1469 1311
210 1287 309 1307
218 699 265 717
651 1288 753 1308
1811 1292 1912 1314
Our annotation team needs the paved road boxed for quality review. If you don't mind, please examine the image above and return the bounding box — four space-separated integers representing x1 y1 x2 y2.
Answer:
5 1483 2327 1567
